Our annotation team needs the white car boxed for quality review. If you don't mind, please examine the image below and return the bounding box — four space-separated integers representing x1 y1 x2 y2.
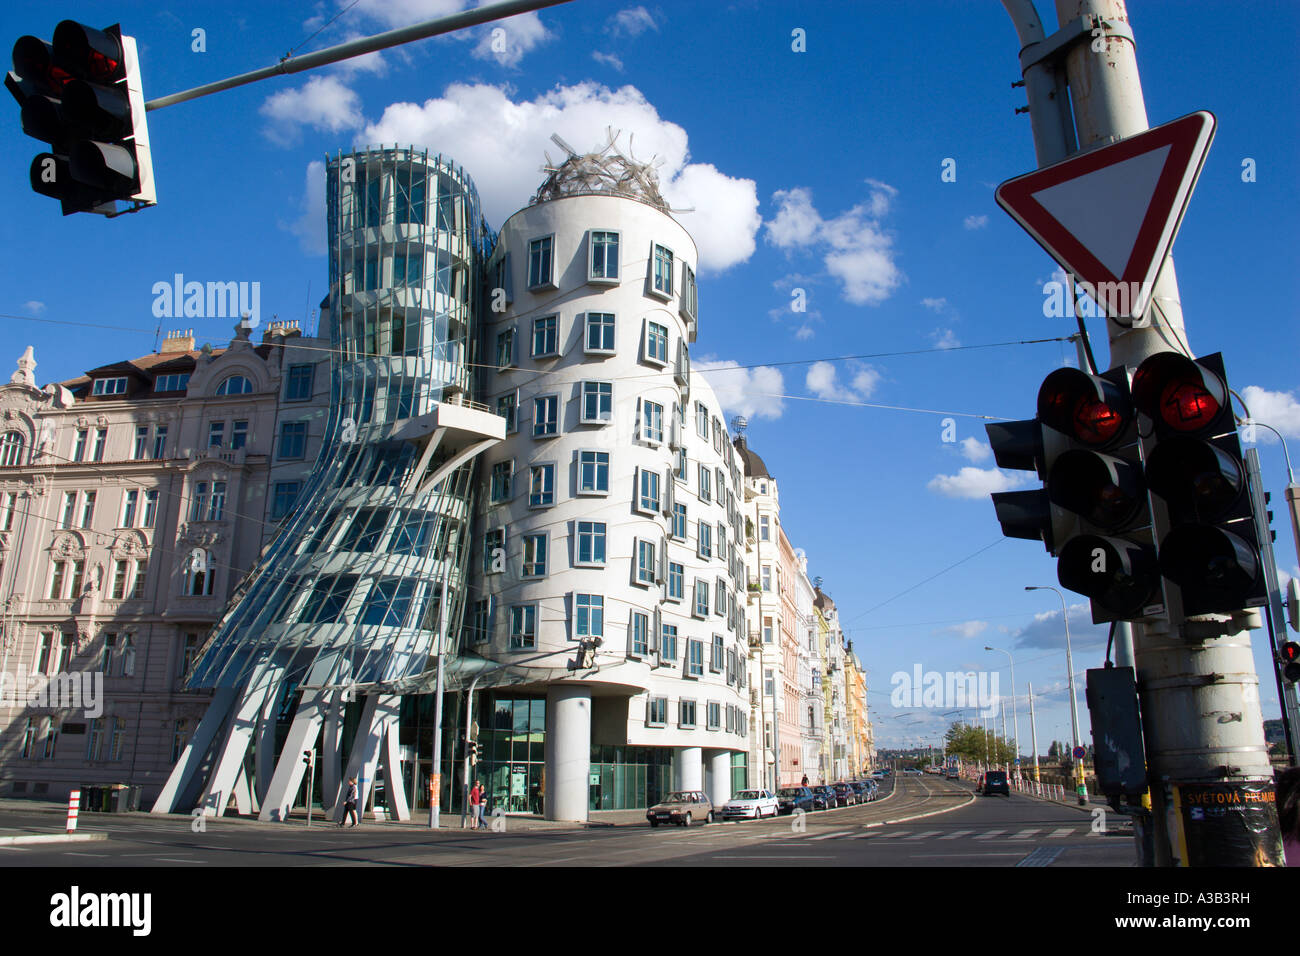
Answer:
721 789 780 820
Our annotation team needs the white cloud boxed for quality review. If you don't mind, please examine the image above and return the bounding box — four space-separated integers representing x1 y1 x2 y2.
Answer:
694 358 785 421
764 183 902 305
960 437 991 463
794 325 814 341
260 75 363 146
472 11 552 68
591 50 624 71
936 620 989 639
609 6 658 36
927 467 1031 499
279 160 327 256
1242 386 1300 440
23 300 46 315
920 297 947 312
362 82 760 272
349 0 464 29
805 360 881 403
963 214 989 230
1012 603 1106 650
931 328 960 350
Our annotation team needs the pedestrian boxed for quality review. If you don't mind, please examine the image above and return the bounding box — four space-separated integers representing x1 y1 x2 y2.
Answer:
340 777 359 828
469 780 481 830
801 774 809 787
1276 766 1300 865
477 784 490 830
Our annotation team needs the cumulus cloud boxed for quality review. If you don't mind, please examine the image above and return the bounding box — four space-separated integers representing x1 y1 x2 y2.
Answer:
1242 386 1300 441
23 300 46 315
592 50 624 71
931 328 960 349
279 160 327 256
926 467 1031 499
960 437 991 463
609 6 658 36
805 361 881 404
472 11 552 68
764 183 902 305
1011 604 1106 650
362 82 760 272
694 358 785 421
935 620 989 639
964 214 989 230
260 75 364 146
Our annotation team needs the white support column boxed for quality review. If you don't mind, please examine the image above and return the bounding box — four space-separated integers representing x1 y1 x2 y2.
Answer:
257 686 330 822
707 749 732 805
321 691 345 815
232 762 254 816
338 694 402 822
545 684 591 823
197 668 282 818
381 715 410 822
151 685 237 814
678 746 703 792
253 684 281 805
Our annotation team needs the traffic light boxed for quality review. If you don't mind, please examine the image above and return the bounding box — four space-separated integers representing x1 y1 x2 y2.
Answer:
301 749 312 766
1281 642 1300 684
1131 352 1266 616
984 417 1057 552
6 20 155 215
469 740 480 765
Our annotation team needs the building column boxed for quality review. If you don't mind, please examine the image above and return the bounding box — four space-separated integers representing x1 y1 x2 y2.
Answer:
545 684 591 823
677 746 703 791
707 749 732 805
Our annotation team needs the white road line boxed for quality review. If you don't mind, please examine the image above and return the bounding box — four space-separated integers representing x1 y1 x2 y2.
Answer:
810 830 854 841
711 855 832 860
63 852 108 857
1048 827 1078 839
903 830 943 841
153 857 200 863
973 830 1005 840
938 830 974 840
880 830 911 839
1007 828 1042 840
912 852 1024 858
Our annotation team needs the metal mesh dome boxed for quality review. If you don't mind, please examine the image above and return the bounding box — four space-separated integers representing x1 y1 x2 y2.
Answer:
530 129 673 212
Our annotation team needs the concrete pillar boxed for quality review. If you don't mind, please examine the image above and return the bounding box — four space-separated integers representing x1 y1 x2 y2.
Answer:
545 684 591 822
677 746 703 791
707 749 732 805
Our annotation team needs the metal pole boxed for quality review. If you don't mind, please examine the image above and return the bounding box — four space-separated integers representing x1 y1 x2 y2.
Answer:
987 646 1021 778
1026 586 1086 803
1028 683 1041 784
144 0 574 111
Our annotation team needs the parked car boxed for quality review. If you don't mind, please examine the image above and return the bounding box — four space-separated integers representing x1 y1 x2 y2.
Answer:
776 786 816 815
870 770 886 780
831 782 857 807
981 770 1010 797
722 789 780 820
861 780 880 801
850 781 872 802
646 791 714 827
808 785 836 810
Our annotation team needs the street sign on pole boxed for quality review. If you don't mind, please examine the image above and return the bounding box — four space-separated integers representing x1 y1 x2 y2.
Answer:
996 110 1216 323
1072 746 1086 760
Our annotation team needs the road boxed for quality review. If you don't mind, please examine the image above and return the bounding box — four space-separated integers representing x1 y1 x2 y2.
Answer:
0 775 1135 866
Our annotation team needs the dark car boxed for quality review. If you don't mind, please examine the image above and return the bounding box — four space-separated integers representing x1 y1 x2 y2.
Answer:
981 770 1010 797
831 782 857 807
808 785 835 810
776 786 816 815
850 781 871 801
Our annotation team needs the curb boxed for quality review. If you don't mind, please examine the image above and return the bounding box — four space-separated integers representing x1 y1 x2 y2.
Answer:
0 832 109 846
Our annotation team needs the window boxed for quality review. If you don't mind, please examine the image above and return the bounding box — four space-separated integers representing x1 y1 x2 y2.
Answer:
20 717 36 759
761 566 772 592
675 339 690 389
491 254 513 305
109 718 127 760
91 428 106 462
528 463 555 507
698 464 712 503
279 422 307 459
645 321 668 364
667 562 684 601
34 633 53 673
181 632 200 678
696 402 709 437
285 364 314 401
121 490 138 528
129 559 147 599
101 632 119 671
674 447 687 482
92 377 128 396
679 699 697 728
42 717 58 759
0 491 14 532
687 640 704 677
133 426 149 459
716 577 727 617
231 420 249 450
581 382 612 423
207 422 225 448
360 578 418 627
216 375 253 395
483 529 505 574
681 262 698 320
86 719 104 760
509 605 537 649
575 521 606 566
527 236 554 289
652 244 674 297
496 328 516 369
712 418 723 455
671 502 687 540
0 431 24 467
630 612 649 657
711 634 724 671
142 490 158 528
635 539 656 586
707 701 721 731
155 373 190 393
660 624 678 665
694 580 710 618
532 395 558 437
585 313 616 353
637 468 660 513
716 466 726 501
490 460 513 502
172 719 190 763
190 482 210 521
271 482 301 521
759 515 770 541
468 598 493 645
717 523 727 560
522 533 548 577
574 594 603 640
73 429 87 462
763 616 774 644
578 451 609 494
496 392 518 433
641 400 663 444
646 696 668 727
185 551 214 596
151 425 168 460
698 521 712 559
339 508 388 552
60 491 77 529
589 230 619 281
532 315 559 357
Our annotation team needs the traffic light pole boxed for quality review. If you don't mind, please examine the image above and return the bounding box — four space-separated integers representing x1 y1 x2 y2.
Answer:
1002 0 1281 864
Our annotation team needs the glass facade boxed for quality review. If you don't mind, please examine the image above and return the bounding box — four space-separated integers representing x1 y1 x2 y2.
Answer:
589 745 676 811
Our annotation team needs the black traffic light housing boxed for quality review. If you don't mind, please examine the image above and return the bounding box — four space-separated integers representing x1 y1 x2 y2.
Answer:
1280 642 1300 684
6 20 155 215
1132 352 1266 616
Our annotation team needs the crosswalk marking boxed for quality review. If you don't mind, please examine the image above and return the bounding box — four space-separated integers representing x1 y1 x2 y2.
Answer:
1007 828 1042 840
973 830 1005 840
810 830 854 841
903 830 942 841
1047 827 1077 840
938 830 973 840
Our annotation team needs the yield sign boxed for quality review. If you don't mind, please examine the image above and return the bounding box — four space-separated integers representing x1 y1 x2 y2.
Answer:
996 110 1216 323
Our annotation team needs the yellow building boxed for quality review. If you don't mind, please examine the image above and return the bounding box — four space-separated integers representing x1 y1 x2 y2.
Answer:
844 649 873 774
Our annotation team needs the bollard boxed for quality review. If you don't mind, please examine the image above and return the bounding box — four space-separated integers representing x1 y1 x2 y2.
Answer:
66 789 80 832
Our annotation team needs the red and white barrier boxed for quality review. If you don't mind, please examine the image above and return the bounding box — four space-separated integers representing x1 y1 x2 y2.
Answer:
66 790 80 833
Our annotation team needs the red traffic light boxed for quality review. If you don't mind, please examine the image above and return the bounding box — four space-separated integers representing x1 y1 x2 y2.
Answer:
1282 643 1300 683
1038 368 1131 448
1132 353 1228 434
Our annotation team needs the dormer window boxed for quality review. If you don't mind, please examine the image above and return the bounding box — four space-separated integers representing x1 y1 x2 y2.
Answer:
92 377 128 396
216 375 253 396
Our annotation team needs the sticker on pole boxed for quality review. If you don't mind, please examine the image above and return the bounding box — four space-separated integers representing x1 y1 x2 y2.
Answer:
996 110 1216 324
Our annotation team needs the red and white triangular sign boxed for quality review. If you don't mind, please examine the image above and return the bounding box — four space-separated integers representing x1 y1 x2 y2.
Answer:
996 110 1216 323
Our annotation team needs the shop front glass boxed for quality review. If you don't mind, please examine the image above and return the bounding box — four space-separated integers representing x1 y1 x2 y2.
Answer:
588 745 675 811
476 696 545 814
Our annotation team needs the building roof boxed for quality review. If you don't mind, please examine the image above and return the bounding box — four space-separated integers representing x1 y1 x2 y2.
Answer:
732 434 770 479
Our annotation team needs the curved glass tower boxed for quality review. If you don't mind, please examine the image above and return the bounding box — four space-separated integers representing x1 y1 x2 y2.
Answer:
155 147 505 821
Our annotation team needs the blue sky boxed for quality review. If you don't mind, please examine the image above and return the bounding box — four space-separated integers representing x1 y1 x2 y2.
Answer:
3 0 1299 750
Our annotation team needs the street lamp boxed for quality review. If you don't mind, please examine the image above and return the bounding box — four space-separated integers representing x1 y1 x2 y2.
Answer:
984 645 1020 780
1025 585 1087 804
